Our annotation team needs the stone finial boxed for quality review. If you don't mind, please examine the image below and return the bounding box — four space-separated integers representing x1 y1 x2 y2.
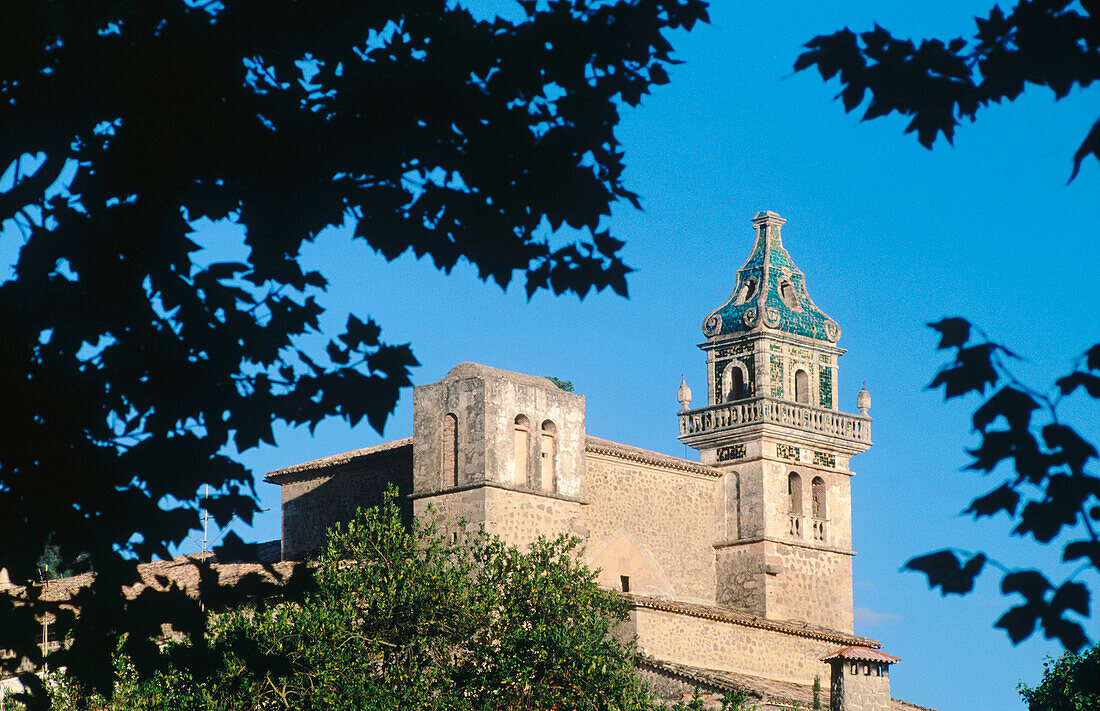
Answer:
857 382 871 415
751 210 786 230
677 374 692 412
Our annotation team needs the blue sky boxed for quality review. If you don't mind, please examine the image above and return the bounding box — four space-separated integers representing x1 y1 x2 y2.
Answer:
174 2 1096 709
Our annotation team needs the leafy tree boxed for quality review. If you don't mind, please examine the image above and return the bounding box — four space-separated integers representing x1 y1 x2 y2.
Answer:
1018 644 1100 710
0 0 708 703
903 319 1098 650
45 489 657 711
795 0 1100 180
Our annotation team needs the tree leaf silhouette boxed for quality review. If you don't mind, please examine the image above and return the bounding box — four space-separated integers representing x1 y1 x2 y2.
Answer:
905 550 986 595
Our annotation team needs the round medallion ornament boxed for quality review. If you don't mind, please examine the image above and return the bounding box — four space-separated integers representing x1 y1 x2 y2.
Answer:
763 307 781 328
742 308 759 328
823 319 841 342
703 313 722 336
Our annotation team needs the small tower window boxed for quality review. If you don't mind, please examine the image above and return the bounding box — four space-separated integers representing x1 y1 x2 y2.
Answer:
795 369 810 404
540 420 557 492
778 278 802 311
735 276 758 305
729 366 745 401
513 415 530 486
812 477 826 519
788 472 802 515
620 575 630 593
721 362 747 402
442 413 458 488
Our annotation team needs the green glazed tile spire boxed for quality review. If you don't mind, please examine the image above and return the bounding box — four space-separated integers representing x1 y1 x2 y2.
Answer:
702 211 840 343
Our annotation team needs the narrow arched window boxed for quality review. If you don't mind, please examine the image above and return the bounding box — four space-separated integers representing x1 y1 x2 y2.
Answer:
795 369 810 404
812 477 826 519
788 472 802 515
729 366 745 401
513 415 530 486
540 420 557 492
442 413 458 488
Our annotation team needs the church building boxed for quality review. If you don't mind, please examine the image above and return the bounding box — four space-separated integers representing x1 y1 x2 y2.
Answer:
266 211 930 711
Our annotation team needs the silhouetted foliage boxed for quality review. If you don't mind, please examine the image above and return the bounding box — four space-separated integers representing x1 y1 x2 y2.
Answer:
1018 644 1100 710
903 319 1099 651
795 0 1100 180
0 0 708 705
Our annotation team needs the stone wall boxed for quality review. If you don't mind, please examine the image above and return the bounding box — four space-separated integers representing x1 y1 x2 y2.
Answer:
585 452 720 604
632 606 838 687
412 362 585 498
714 543 768 615
413 484 586 550
831 662 891 711
276 446 413 560
765 541 853 633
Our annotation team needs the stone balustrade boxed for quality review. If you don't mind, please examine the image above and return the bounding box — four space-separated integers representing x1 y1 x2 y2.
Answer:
678 397 871 445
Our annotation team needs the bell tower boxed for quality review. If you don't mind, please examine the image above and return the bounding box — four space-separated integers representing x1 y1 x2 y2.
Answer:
678 211 872 633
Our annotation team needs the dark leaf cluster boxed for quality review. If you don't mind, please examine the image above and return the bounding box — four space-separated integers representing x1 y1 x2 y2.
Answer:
795 0 1100 180
904 318 1100 650
0 0 708 704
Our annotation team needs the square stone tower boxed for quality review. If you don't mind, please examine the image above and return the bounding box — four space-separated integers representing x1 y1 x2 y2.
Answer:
411 362 589 547
678 211 872 633
822 646 899 711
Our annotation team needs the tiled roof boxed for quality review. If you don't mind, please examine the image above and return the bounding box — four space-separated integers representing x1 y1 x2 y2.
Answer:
264 435 718 485
701 211 840 344
821 645 901 664
265 437 412 483
6 554 299 604
625 594 880 647
638 656 935 711
584 436 721 477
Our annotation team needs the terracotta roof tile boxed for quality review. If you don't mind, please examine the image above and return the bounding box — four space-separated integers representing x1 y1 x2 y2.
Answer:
821 645 900 664
264 437 412 482
626 594 880 647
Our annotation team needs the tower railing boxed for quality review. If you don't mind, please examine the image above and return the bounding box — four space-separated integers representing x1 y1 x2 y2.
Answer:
678 397 871 445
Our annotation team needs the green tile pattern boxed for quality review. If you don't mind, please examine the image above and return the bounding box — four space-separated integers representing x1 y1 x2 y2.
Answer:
717 444 746 462
777 444 800 461
812 451 836 468
819 367 833 409
702 223 838 342
770 354 784 398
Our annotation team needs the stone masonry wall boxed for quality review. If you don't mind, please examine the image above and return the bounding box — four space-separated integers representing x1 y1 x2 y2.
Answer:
413 485 585 551
412 363 585 498
714 543 768 615
585 453 719 604
279 447 413 560
633 606 837 687
832 662 891 711
765 541 853 633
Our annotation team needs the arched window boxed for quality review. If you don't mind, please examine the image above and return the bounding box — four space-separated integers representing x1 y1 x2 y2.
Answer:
719 362 747 403
540 420 557 492
795 369 810 404
442 413 458 488
787 472 802 515
812 476 826 519
778 278 800 309
728 365 746 401
513 415 530 486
